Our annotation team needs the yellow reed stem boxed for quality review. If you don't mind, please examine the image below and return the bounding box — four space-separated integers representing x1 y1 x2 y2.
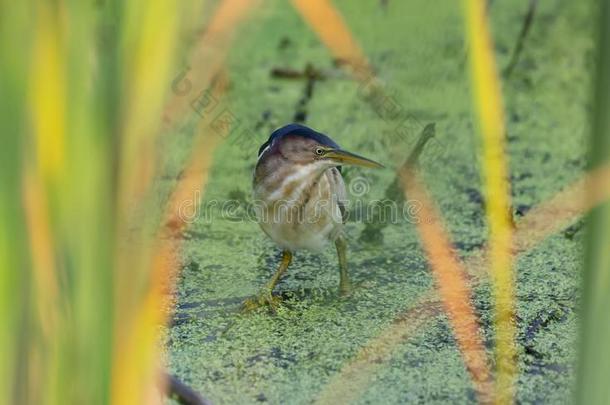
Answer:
462 0 516 402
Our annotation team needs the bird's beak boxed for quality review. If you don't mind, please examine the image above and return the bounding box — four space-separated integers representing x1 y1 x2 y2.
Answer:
325 149 384 169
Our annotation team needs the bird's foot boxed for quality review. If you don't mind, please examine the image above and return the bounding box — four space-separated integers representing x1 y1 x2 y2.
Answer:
241 291 283 313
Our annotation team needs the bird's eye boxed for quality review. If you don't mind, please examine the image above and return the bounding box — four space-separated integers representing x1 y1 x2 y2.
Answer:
315 147 325 156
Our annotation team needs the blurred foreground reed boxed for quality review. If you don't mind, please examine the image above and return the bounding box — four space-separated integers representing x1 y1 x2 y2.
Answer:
0 1 203 403
578 1 610 404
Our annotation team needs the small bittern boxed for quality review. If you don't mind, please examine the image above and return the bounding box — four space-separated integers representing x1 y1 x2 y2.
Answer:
244 124 383 311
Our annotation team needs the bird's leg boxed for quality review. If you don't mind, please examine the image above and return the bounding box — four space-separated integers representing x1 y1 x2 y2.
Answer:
335 236 352 297
264 250 292 296
242 250 292 312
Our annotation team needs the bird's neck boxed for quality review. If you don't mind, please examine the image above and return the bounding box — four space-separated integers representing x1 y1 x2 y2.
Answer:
255 158 330 204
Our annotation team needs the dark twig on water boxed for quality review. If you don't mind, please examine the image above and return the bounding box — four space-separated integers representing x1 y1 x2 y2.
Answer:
504 0 538 78
270 64 328 81
271 63 327 123
405 123 436 168
359 123 436 244
386 122 435 201
166 373 213 405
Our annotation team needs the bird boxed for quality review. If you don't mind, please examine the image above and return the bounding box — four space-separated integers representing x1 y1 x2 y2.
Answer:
243 123 383 311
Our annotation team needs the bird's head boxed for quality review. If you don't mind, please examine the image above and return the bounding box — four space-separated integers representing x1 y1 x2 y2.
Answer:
257 124 384 170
